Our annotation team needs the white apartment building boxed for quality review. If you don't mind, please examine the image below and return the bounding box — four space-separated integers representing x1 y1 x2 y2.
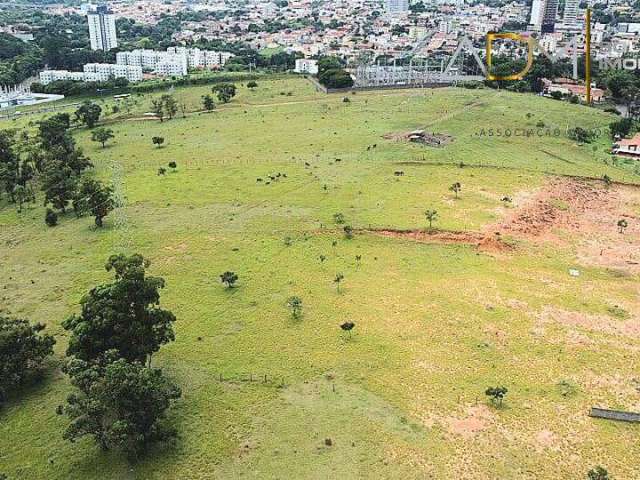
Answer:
88 5 118 51
385 0 409 14
294 58 318 74
39 64 142 85
39 70 86 85
83 63 143 82
117 48 233 76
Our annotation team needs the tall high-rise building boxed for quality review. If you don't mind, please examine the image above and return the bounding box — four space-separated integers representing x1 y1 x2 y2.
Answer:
88 5 118 51
385 0 409 14
563 0 579 26
528 0 559 33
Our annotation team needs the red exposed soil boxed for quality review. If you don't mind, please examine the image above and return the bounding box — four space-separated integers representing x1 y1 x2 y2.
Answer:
363 228 514 253
361 176 640 265
495 177 612 237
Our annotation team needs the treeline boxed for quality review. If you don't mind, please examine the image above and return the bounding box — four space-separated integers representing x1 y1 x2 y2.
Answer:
30 71 267 97
0 104 116 227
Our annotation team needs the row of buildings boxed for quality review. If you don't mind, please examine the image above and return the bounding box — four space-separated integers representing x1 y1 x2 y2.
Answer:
38 47 234 85
39 63 143 85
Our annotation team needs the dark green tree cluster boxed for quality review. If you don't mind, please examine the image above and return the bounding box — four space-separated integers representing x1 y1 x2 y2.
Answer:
316 56 354 89
74 101 102 129
0 129 36 212
0 314 55 404
212 83 237 103
60 254 180 458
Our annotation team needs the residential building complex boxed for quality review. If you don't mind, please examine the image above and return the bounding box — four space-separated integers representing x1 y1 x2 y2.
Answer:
39 64 142 85
116 48 233 76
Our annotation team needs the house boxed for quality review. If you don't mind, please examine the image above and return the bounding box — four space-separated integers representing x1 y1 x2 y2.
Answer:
542 78 606 102
613 133 640 158
294 59 319 75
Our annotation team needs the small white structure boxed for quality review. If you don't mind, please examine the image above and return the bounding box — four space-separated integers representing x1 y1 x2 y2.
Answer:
0 85 64 110
294 58 318 75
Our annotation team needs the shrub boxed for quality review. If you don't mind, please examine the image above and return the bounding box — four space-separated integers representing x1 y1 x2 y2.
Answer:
45 208 58 227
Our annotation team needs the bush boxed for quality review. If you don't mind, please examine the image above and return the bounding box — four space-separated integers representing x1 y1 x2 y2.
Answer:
45 208 58 227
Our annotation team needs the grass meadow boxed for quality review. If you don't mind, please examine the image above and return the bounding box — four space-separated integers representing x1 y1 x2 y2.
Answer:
1 76 639 479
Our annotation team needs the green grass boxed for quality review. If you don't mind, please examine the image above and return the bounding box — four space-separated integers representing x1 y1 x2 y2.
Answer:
1 77 640 479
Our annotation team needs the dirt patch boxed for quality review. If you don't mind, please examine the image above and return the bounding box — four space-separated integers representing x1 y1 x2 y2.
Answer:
494 177 611 238
538 306 640 340
383 129 453 147
445 405 495 439
535 430 560 451
363 228 514 253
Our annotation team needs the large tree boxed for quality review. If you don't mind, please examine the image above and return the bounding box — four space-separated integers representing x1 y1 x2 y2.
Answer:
73 178 115 227
0 315 55 403
74 101 102 128
62 351 181 455
62 254 176 363
91 127 115 148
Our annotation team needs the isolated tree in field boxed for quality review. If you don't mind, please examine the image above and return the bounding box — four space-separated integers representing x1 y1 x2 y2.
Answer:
202 94 215 111
161 94 178 120
151 98 165 122
485 386 508 406
449 182 462 199
73 179 115 227
587 466 609 480
45 208 58 227
158 167 167 176
286 296 303 319
343 225 354 239
62 253 176 363
333 212 345 224
618 218 629 233
425 209 438 230
61 352 181 456
212 83 237 104
74 101 102 128
247 81 258 90
168 161 177 171
91 127 115 148
340 321 355 337
0 315 55 404
602 174 612 187
220 271 238 288
319 254 327 263
334 273 344 292
152 136 165 148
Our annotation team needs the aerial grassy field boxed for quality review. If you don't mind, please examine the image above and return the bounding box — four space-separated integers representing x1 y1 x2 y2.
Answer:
2 76 640 479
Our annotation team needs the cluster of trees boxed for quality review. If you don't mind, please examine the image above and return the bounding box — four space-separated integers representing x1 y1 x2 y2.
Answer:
316 56 354 89
0 108 116 227
59 254 180 458
151 94 179 122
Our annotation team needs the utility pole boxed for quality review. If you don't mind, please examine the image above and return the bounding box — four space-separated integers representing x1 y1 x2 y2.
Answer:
586 8 592 104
